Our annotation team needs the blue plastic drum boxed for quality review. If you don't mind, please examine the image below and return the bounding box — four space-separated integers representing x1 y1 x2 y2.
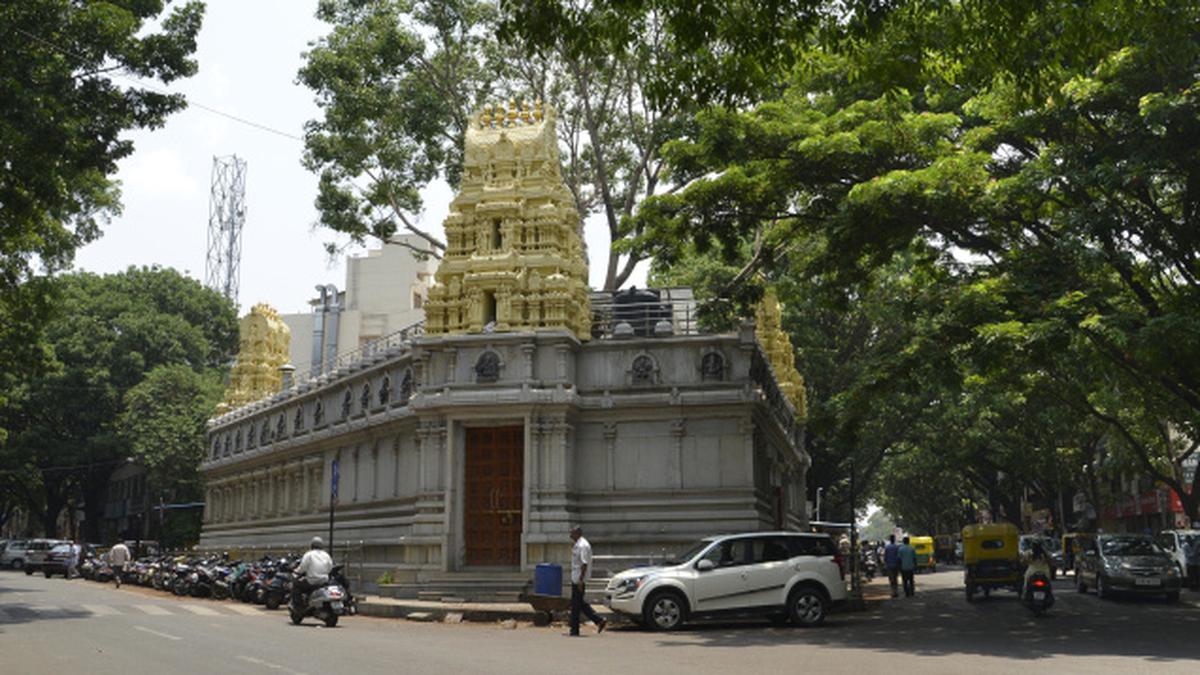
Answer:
534 563 563 596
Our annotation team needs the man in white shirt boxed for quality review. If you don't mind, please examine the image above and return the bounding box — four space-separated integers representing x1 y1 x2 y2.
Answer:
292 536 334 609
108 542 131 588
568 526 606 636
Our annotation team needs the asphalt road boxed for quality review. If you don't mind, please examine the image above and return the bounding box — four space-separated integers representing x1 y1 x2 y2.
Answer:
2 568 1198 675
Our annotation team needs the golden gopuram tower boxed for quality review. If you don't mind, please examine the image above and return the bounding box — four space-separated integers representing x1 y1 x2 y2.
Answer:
756 288 808 419
424 102 591 339
220 303 291 412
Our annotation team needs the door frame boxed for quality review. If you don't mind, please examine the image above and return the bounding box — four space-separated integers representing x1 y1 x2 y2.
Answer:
446 415 531 571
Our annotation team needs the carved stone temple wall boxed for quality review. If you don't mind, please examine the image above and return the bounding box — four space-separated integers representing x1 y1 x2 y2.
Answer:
423 102 591 340
755 288 807 420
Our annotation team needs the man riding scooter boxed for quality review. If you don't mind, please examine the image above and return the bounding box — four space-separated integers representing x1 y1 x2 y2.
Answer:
291 537 334 611
1022 540 1055 615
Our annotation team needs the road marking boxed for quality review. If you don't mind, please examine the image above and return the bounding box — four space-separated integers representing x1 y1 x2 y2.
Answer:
180 604 221 616
83 604 120 616
237 655 309 675
134 604 173 616
224 604 263 616
134 625 182 641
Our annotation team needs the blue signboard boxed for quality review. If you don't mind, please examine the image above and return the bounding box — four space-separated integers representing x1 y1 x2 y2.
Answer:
331 459 340 502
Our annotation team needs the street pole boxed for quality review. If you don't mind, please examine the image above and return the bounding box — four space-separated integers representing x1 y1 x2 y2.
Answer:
815 487 823 523
848 460 864 610
329 459 339 563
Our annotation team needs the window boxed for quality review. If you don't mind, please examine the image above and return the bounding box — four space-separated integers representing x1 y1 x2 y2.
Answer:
785 536 836 558
700 539 753 568
491 219 502 250
751 536 793 563
412 292 423 309
483 292 497 325
981 539 1006 550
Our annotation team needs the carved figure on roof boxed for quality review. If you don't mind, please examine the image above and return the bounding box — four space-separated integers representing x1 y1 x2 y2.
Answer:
424 101 591 339
219 303 291 412
755 288 808 419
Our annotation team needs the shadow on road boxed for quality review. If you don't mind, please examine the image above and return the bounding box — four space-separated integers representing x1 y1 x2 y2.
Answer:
635 578 1200 663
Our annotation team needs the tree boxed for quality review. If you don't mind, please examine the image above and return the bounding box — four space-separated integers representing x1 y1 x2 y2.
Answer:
120 364 222 549
0 0 205 448
300 0 691 288
120 365 223 507
0 267 236 540
0 0 205 288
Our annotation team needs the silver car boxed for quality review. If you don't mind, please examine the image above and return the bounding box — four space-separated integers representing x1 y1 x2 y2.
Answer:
1 540 30 569
1075 534 1182 601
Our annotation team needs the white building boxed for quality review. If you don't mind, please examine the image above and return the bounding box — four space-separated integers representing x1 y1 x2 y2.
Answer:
281 234 436 378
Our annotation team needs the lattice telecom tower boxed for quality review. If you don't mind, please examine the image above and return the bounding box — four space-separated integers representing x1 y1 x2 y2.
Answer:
205 155 248 306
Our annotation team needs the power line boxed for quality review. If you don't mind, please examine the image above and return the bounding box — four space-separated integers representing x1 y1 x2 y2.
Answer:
13 26 305 143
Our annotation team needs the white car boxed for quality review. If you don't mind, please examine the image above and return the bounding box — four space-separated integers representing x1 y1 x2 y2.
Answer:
604 532 847 630
1 540 30 569
1157 530 1199 577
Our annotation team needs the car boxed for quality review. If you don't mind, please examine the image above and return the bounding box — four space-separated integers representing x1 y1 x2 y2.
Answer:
1075 533 1181 601
1156 530 1199 584
40 543 75 578
604 531 848 631
1 540 30 569
22 539 69 575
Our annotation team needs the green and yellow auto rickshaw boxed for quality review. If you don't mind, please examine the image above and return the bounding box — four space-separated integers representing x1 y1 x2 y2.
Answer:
962 523 1021 602
911 536 937 572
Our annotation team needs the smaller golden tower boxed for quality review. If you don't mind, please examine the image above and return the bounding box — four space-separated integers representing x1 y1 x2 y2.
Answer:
220 303 291 411
755 288 807 419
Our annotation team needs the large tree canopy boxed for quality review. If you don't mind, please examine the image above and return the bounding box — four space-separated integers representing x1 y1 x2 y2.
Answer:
631 1 1200 524
0 0 205 288
0 267 236 540
300 0 697 289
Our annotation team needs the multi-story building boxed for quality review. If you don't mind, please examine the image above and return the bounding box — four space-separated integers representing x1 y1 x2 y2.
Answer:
282 234 437 378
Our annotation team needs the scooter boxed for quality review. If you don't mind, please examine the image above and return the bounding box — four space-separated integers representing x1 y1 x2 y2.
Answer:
288 574 347 627
1023 573 1055 617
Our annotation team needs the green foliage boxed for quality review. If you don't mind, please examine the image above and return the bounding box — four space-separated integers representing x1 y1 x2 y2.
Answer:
0 267 236 538
859 509 897 542
0 0 205 288
300 0 692 289
120 365 223 504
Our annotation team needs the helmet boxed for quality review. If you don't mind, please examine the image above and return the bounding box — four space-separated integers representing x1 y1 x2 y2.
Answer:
310 536 325 550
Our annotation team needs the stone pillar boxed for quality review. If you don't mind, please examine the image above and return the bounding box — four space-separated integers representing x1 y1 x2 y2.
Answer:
603 422 618 491
204 486 214 524
670 419 686 489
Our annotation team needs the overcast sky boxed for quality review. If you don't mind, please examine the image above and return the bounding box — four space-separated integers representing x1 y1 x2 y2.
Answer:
73 0 642 316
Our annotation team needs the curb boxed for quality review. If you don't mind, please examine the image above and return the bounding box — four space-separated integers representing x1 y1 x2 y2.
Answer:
359 601 547 623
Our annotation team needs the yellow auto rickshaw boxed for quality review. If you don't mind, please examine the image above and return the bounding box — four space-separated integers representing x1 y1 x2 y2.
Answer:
910 536 937 572
962 523 1021 602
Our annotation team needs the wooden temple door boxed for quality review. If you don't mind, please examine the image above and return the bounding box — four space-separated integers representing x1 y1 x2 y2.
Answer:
464 426 524 566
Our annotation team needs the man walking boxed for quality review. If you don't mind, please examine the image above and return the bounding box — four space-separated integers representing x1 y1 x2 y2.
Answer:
568 526 606 636
899 536 918 597
108 541 130 588
883 535 901 598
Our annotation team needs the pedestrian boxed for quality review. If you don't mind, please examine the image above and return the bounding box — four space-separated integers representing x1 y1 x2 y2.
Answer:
899 536 918 597
108 540 131 588
883 535 901 598
66 540 80 579
1186 537 1200 591
567 526 606 637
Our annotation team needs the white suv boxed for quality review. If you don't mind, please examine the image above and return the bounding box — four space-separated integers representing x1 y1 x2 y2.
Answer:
604 532 847 630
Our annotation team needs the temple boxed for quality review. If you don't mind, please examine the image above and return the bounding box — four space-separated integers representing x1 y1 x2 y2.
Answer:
200 104 810 599
219 303 291 413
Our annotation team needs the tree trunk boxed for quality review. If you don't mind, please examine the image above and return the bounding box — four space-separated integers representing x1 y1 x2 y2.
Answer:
41 492 65 538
